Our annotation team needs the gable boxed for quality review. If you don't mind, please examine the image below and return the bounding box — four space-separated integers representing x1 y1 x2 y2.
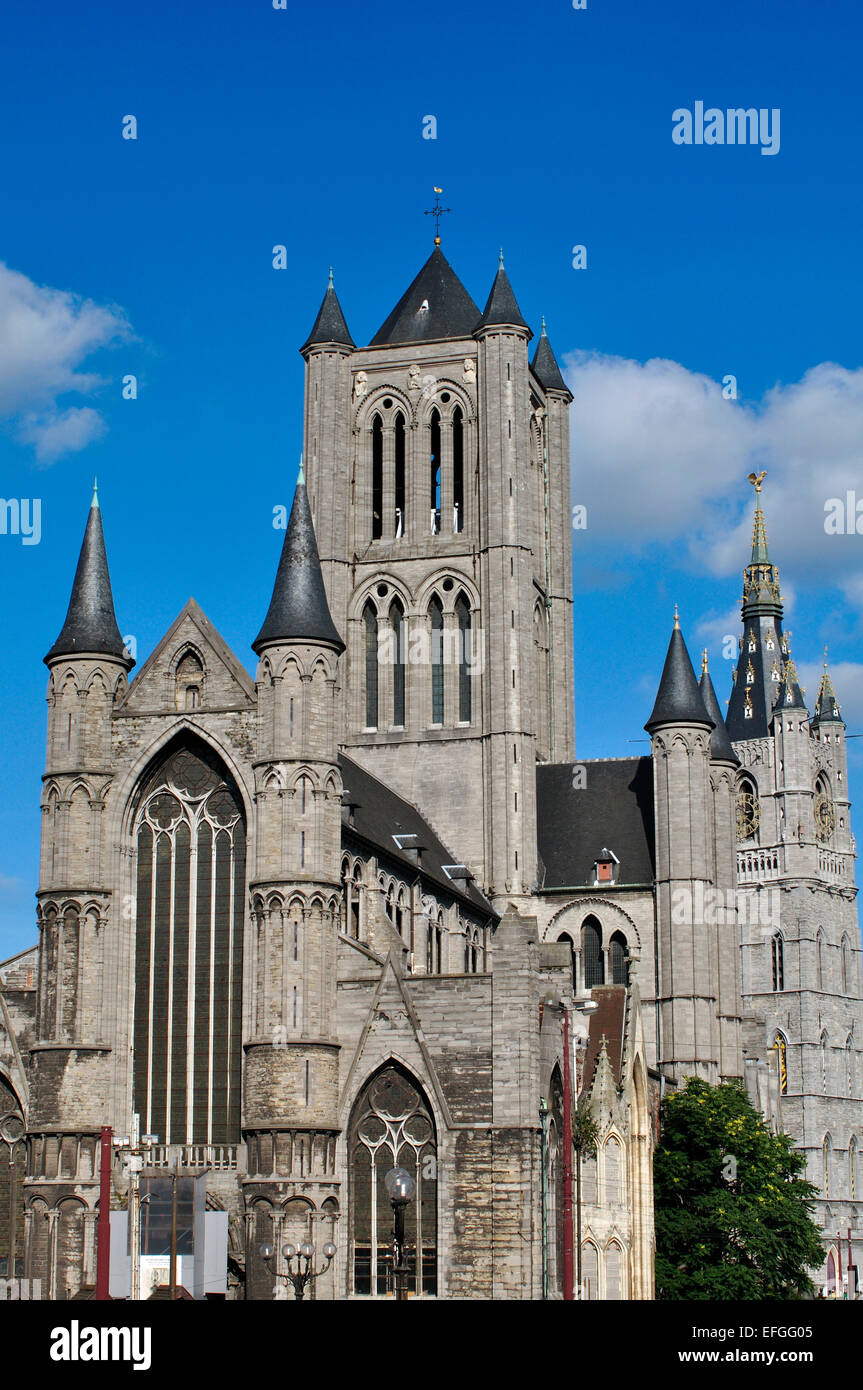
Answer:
118 599 256 714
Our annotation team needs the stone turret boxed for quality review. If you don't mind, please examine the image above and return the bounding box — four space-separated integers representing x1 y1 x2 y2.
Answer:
646 612 719 1082
246 470 345 1297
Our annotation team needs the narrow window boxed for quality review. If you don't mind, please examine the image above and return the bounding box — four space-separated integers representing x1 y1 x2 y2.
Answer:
430 596 444 724
430 409 441 534
390 599 406 727
456 592 471 723
771 934 784 991
289 696 294 739
363 601 378 728
452 406 464 532
774 1032 788 1095
610 933 629 986
583 918 604 988
394 412 406 537
371 415 383 540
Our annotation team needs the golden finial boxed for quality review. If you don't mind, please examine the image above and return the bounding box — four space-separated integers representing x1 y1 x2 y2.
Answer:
673 604 680 630
747 470 767 494
701 648 709 675
823 644 829 671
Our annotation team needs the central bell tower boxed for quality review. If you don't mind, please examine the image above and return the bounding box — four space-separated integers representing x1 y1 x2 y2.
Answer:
301 236 575 904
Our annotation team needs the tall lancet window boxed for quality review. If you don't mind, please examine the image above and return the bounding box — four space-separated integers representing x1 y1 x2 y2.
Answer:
583 917 604 988
349 1065 437 1298
452 406 464 532
429 409 441 534
394 412 406 538
371 415 383 540
363 601 378 729
429 596 444 724
455 592 472 723
133 740 245 1146
390 598 406 727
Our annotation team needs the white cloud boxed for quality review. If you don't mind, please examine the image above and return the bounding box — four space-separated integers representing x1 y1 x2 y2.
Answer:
797 660 863 733
0 262 130 462
565 353 863 614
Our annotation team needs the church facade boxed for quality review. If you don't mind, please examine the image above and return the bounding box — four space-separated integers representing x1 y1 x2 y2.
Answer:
0 239 859 1299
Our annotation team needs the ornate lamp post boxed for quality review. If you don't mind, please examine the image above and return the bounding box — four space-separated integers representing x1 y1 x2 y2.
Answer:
384 1166 416 1300
260 1240 336 1301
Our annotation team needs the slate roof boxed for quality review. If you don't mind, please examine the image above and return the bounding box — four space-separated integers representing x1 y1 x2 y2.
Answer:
531 323 568 393
370 248 481 346
699 669 739 764
536 758 655 889
253 479 345 654
300 279 354 353
340 753 495 919
645 625 713 733
44 490 133 668
476 260 531 335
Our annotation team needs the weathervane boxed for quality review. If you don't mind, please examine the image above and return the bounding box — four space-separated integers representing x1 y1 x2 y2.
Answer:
747 469 767 494
424 187 451 247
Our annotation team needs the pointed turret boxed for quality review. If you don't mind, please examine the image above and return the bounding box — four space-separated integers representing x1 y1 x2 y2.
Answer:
726 474 793 740
773 656 807 713
300 269 354 354
531 318 569 394
699 652 739 763
253 470 345 654
370 247 480 346
645 611 713 733
44 483 133 668
475 250 531 336
813 651 843 725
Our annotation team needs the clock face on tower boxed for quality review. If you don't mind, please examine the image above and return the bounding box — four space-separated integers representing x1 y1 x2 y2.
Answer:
814 793 836 843
736 791 761 842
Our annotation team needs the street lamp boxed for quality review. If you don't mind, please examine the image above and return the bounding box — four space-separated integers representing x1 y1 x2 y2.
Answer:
384 1165 416 1300
260 1240 335 1301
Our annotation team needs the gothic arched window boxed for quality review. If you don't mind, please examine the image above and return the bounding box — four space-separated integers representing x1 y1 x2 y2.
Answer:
816 929 825 992
429 596 444 724
850 1137 858 1200
175 650 203 711
363 601 378 729
371 415 383 540
774 1031 788 1096
610 932 629 986
349 1065 437 1297
841 935 851 994
820 1030 829 1094
846 1035 855 1098
133 739 245 1146
605 1136 622 1205
455 592 472 723
390 599 406 727
394 412 406 538
452 406 464 532
823 1134 832 1197
606 1241 624 1300
582 1241 599 1300
429 409 441 534
771 933 785 991
583 917 604 988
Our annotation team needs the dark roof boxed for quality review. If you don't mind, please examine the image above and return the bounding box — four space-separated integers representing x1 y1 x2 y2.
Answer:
699 669 739 764
300 278 354 353
814 667 843 724
726 617 786 740
44 491 133 668
772 658 807 716
536 758 655 888
645 625 713 733
253 479 345 654
580 985 627 1095
340 753 495 918
475 260 531 335
370 248 481 346
531 323 568 392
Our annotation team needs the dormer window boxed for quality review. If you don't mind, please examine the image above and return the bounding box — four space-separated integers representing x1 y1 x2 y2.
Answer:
593 847 619 886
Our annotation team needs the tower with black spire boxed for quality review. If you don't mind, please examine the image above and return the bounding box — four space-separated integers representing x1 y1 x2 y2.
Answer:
645 611 720 1082
726 476 862 1285
30 486 133 1291
245 469 346 1298
301 227 574 904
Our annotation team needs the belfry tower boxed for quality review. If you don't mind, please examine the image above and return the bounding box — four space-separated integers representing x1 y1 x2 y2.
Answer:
301 234 574 905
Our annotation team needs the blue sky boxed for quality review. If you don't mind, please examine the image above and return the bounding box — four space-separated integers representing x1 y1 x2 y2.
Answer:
1 0 861 955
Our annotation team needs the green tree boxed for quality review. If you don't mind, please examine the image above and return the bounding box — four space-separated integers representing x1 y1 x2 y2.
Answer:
654 1077 823 1300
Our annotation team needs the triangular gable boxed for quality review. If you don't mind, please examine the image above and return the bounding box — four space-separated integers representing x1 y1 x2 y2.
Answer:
119 599 256 713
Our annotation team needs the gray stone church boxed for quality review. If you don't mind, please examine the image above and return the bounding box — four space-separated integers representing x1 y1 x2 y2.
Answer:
0 239 860 1299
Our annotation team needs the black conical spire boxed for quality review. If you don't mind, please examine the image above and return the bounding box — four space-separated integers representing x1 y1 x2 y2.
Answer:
531 318 569 393
645 610 713 733
300 269 354 354
813 650 843 725
44 483 133 668
475 250 531 335
370 247 480 347
699 651 739 763
253 467 345 655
